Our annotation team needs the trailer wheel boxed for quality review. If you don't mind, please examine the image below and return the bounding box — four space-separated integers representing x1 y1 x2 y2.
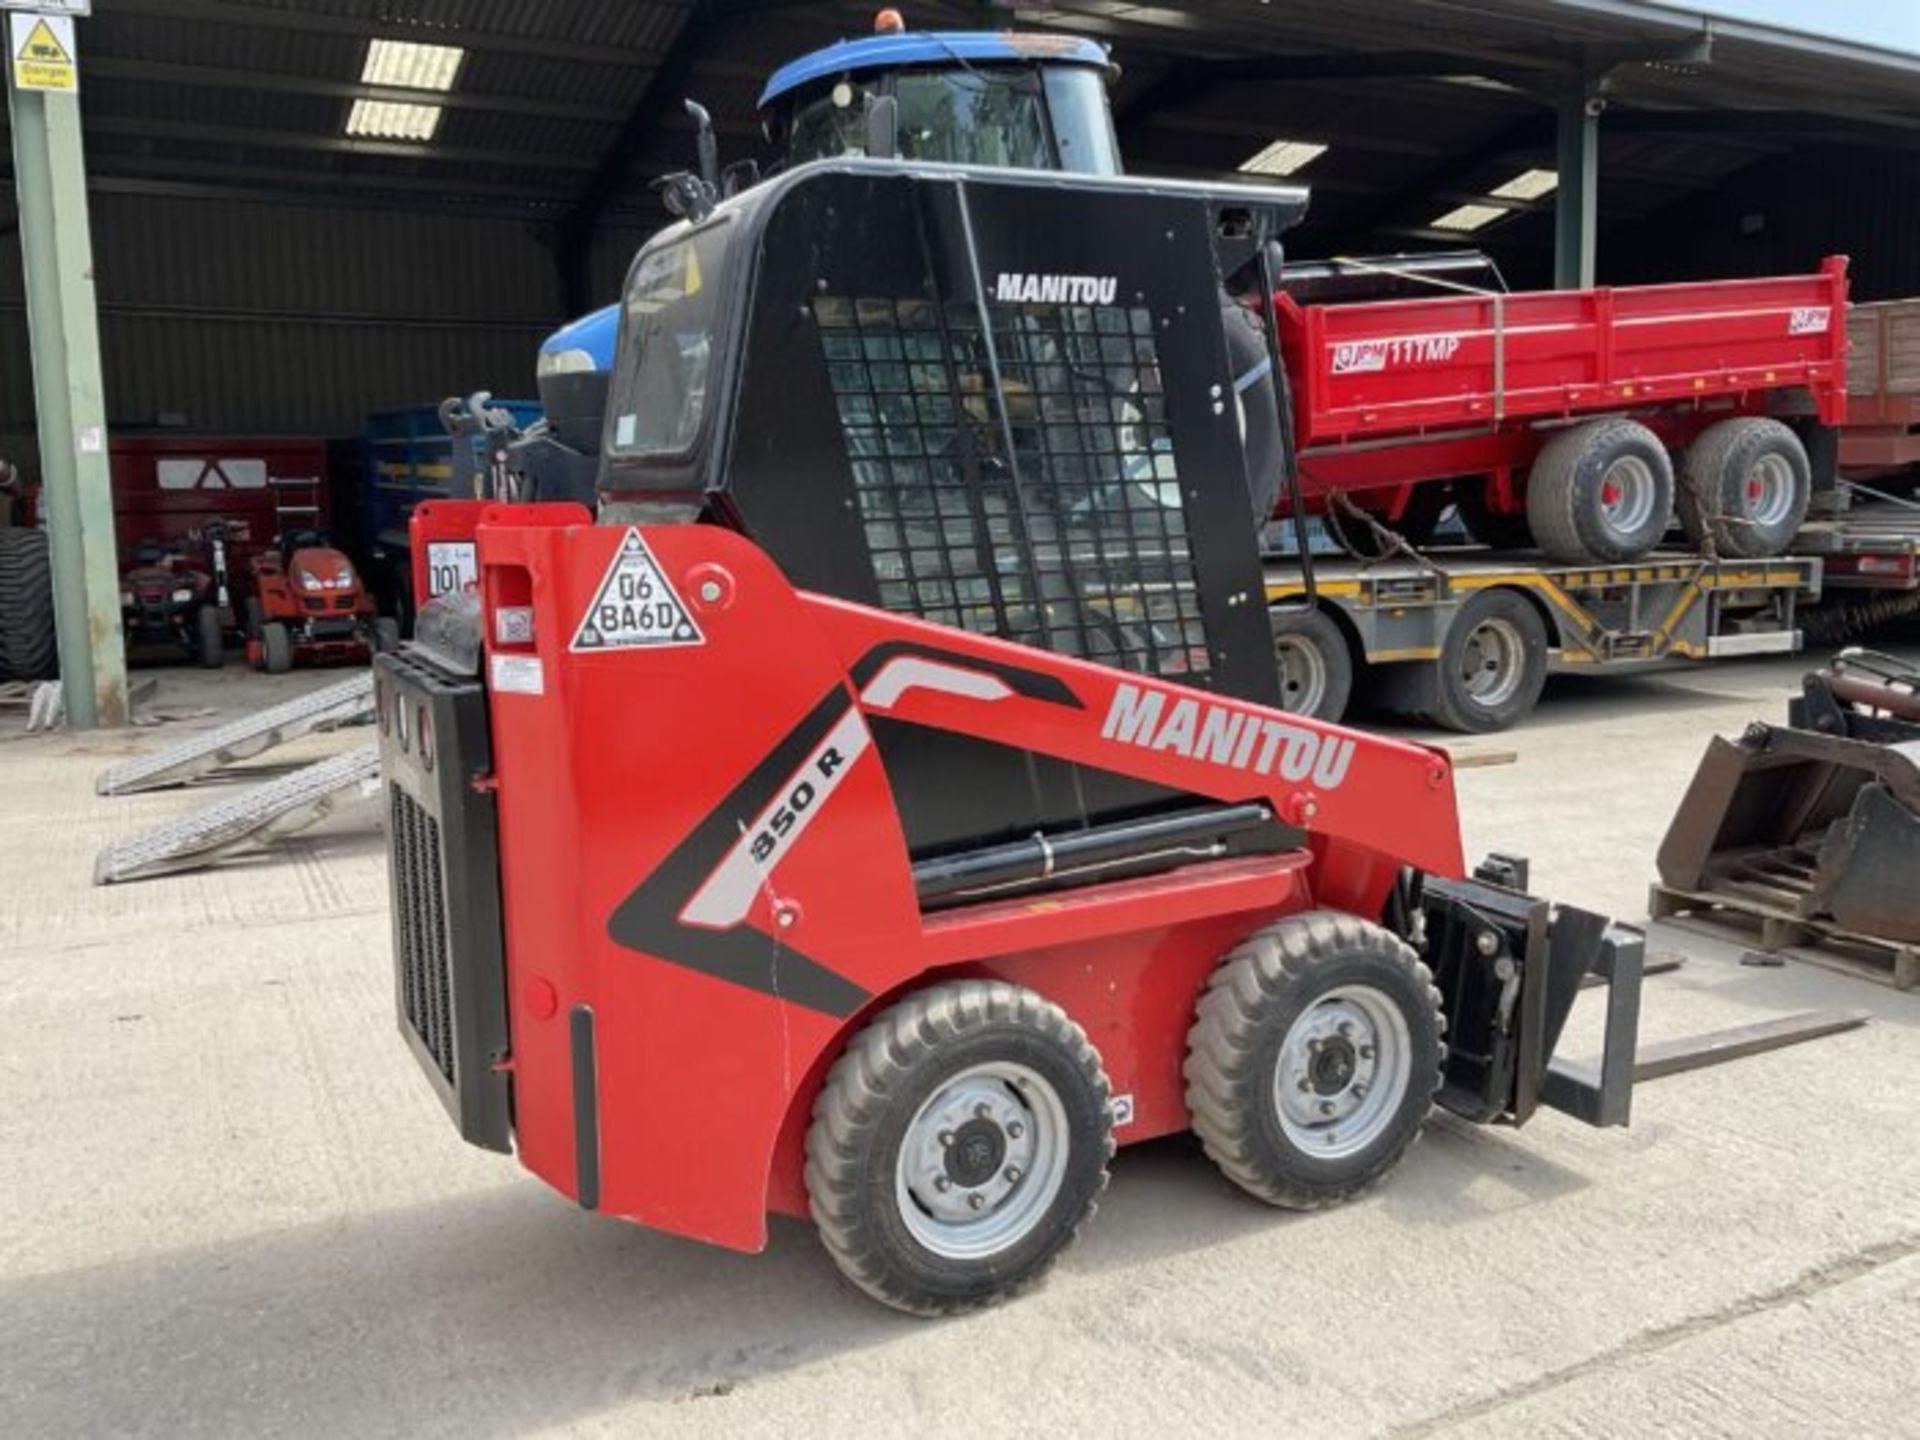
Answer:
1186 912 1442 1209
1269 606 1353 720
1677 417 1811 558
1526 419 1674 563
806 980 1113 1317
1455 478 1534 552
194 606 224 669
0 527 57 682
261 621 293 675
1425 588 1548 733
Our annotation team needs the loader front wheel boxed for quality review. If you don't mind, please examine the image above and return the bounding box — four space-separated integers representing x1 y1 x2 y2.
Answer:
1186 912 1443 1210
806 980 1113 1317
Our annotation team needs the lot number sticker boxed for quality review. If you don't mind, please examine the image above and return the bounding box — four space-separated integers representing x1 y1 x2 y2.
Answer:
424 541 477 598
570 528 703 652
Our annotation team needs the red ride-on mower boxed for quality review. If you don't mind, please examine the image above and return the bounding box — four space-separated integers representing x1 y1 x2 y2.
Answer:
119 538 224 669
246 477 398 673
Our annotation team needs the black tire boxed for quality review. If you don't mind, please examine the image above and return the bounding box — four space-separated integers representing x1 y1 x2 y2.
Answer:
1677 417 1811 559
1226 299 1286 527
262 621 293 675
372 616 402 654
1455 477 1534 552
194 605 224 669
0 527 57 682
806 980 1113 1317
1423 587 1549 733
1525 418 1674 563
1269 605 1354 721
1185 912 1443 1209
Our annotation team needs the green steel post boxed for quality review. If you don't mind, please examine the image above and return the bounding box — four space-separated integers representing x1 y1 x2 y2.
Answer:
8 38 127 728
1555 86 1600 290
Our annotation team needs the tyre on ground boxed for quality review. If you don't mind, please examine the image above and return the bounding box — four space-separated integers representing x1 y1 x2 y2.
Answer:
1269 605 1354 721
194 605 224 669
0 526 57 682
1374 586 1549 733
261 621 293 674
1676 416 1811 558
806 979 1113 1316
1454 476 1534 552
1525 418 1675 564
1185 911 1443 1210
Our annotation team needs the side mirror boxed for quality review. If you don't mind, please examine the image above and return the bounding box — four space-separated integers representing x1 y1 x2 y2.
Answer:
684 98 720 191
864 94 898 160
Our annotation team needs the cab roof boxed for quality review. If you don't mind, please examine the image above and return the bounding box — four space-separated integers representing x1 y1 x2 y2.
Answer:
758 31 1110 109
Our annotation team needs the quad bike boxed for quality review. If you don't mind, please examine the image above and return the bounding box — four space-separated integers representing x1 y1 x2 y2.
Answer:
245 479 398 674
119 537 224 669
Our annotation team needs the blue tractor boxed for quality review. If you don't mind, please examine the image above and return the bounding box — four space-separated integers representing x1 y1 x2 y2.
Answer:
498 23 1123 506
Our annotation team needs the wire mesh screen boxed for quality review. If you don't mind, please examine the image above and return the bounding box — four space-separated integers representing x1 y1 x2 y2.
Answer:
815 293 1212 679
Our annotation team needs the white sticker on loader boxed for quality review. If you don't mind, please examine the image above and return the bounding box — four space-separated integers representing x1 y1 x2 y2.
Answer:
490 654 545 695
570 527 703 652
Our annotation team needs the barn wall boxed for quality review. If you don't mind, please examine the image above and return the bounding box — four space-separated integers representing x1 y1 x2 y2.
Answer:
1602 144 1920 301
1 190 589 479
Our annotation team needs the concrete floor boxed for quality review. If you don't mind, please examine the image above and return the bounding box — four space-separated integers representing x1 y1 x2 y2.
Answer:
4 650 1918 1438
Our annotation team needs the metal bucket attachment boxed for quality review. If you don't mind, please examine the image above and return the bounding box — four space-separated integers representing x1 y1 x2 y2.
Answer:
1659 666 1920 946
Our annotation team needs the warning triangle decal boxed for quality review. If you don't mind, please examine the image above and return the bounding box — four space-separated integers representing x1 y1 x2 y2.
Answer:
22 20 70 66
569 528 704 653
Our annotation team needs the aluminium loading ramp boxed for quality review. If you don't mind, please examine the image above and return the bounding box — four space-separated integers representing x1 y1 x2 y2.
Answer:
94 743 381 884
95 672 374 796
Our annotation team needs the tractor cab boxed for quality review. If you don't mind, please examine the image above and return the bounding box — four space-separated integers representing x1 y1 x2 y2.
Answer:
757 23 1121 177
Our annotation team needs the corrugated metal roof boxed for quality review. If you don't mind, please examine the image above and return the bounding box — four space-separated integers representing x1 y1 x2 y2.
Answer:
0 1 1913 252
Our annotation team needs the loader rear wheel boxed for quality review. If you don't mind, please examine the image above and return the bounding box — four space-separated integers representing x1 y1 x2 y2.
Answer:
261 621 293 675
1186 912 1442 1210
1269 606 1353 721
1525 418 1674 563
1677 417 1810 558
0 526 57 682
806 980 1113 1317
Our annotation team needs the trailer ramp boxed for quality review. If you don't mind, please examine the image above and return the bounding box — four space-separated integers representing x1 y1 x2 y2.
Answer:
94 743 380 884
95 673 373 796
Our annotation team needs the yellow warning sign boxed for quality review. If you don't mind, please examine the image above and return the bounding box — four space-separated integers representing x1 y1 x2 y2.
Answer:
10 13 78 93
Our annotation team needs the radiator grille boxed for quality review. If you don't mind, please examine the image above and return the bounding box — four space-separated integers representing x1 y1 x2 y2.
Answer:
391 786 454 1082
817 293 1211 680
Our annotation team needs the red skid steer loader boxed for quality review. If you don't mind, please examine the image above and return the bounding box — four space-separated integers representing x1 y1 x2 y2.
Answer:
377 159 1643 1315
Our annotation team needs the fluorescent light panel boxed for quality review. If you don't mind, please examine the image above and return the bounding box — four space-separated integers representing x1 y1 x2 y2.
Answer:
1430 202 1507 233
1491 168 1558 201
345 98 443 141
1239 138 1328 177
361 39 464 91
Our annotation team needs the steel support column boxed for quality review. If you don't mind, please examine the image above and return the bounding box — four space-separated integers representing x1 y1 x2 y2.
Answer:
8 51 127 727
1554 86 1600 290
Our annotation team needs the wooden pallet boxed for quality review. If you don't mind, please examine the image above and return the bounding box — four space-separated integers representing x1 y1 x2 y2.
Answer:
1649 881 1918 991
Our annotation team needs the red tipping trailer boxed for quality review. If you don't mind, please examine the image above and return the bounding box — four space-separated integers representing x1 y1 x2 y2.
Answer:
1274 257 1850 565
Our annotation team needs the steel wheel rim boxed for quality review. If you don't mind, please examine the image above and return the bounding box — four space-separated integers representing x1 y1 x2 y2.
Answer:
1274 633 1329 715
1459 615 1525 707
1597 454 1657 537
1745 452 1796 528
1273 985 1413 1160
895 1061 1070 1260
